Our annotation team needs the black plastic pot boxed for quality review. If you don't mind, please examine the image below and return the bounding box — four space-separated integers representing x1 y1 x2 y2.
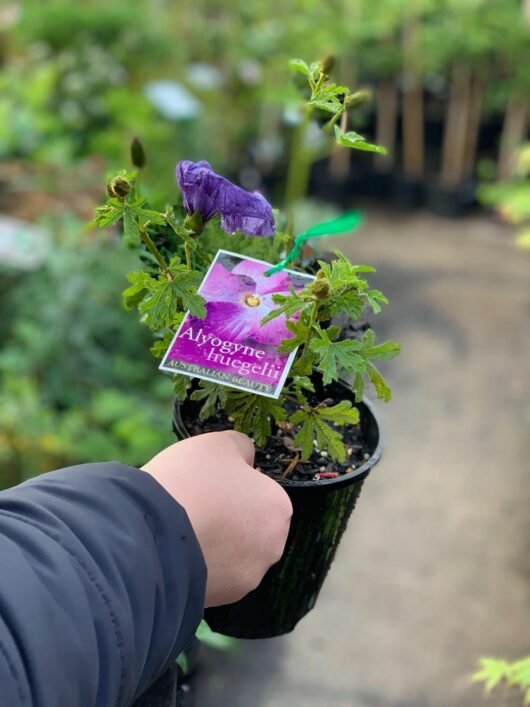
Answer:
172 383 382 639
390 175 424 209
425 180 476 218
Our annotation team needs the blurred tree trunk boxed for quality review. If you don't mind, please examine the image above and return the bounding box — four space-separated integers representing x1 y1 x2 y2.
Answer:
497 0 530 180
375 79 398 172
441 62 472 188
497 95 527 180
402 10 424 180
463 75 483 180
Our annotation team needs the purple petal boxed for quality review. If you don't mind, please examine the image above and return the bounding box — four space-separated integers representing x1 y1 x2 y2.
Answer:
200 263 251 302
218 190 275 237
204 301 263 342
176 161 218 221
176 160 275 237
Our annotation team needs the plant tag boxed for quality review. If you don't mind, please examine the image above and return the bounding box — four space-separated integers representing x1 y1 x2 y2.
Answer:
160 250 314 398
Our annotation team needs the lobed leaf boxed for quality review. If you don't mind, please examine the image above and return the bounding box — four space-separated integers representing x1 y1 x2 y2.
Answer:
190 382 227 420
334 125 387 154
225 393 286 447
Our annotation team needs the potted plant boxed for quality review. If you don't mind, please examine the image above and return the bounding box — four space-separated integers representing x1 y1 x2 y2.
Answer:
94 59 400 639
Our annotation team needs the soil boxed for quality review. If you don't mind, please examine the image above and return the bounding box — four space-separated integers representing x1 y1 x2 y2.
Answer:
180 380 371 483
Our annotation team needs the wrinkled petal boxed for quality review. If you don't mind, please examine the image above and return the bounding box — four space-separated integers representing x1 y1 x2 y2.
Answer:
231 260 290 295
176 160 218 221
218 190 275 237
200 263 254 302
176 160 275 237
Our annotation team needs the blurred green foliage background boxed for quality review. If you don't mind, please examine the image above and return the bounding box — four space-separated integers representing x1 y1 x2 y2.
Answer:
1 0 529 488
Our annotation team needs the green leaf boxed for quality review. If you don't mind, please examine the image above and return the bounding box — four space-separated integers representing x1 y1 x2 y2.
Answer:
289 58 311 76
173 375 191 401
352 372 365 402
123 206 142 247
360 329 401 360
472 658 512 693
289 408 315 459
291 347 316 376
167 260 206 318
311 98 343 114
291 375 315 394
126 196 166 225
122 270 151 310
367 362 392 402
225 393 286 447
309 332 364 385
139 262 205 330
334 125 387 154
318 400 360 425
290 406 347 462
261 287 309 325
190 382 227 420
150 331 175 359
365 289 388 314
93 202 124 228
278 320 309 354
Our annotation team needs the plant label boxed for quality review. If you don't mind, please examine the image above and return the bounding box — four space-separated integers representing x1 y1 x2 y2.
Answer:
159 250 314 398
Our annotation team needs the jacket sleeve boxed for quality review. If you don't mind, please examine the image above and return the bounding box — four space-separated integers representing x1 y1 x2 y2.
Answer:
0 462 207 707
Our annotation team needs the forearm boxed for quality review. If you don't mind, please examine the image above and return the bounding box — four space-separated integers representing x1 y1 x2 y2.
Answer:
0 462 206 707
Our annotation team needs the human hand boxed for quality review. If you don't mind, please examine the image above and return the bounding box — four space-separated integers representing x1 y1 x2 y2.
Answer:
142 431 292 607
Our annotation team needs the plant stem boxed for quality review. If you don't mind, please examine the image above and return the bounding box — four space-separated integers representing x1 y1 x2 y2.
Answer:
306 301 319 345
139 224 169 272
285 107 312 216
184 241 192 270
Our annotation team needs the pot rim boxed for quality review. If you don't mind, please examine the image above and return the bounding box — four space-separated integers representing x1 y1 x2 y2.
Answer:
172 379 383 490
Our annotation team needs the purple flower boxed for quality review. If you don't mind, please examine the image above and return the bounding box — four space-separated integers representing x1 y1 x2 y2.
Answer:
200 260 296 345
176 160 275 237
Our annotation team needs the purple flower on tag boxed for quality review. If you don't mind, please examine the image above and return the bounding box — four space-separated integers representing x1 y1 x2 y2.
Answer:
200 259 294 345
176 160 275 237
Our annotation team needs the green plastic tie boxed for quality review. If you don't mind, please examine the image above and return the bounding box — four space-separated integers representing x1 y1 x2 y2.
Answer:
264 210 363 276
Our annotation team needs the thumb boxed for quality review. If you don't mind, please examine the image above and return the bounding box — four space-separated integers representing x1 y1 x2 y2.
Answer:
221 430 256 467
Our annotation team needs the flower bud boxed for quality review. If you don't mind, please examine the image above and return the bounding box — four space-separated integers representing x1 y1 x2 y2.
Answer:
107 176 131 198
311 279 330 299
130 137 146 169
319 54 335 76
345 91 369 110
316 269 327 280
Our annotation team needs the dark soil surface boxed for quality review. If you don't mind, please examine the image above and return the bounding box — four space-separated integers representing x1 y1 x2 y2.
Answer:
180 382 371 483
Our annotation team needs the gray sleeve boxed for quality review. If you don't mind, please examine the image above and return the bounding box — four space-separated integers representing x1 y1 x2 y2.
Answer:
0 461 207 707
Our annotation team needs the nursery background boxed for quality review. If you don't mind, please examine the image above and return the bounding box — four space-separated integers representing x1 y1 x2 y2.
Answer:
1 0 529 705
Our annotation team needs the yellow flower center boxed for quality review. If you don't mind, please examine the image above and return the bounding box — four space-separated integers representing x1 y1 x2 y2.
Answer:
244 294 261 307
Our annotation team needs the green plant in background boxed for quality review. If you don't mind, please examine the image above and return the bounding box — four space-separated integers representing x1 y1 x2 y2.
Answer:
479 144 530 249
473 656 530 704
0 215 174 488
285 57 385 211
0 0 188 194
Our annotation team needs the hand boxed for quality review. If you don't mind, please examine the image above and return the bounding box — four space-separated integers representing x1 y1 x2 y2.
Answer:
142 431 292 607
